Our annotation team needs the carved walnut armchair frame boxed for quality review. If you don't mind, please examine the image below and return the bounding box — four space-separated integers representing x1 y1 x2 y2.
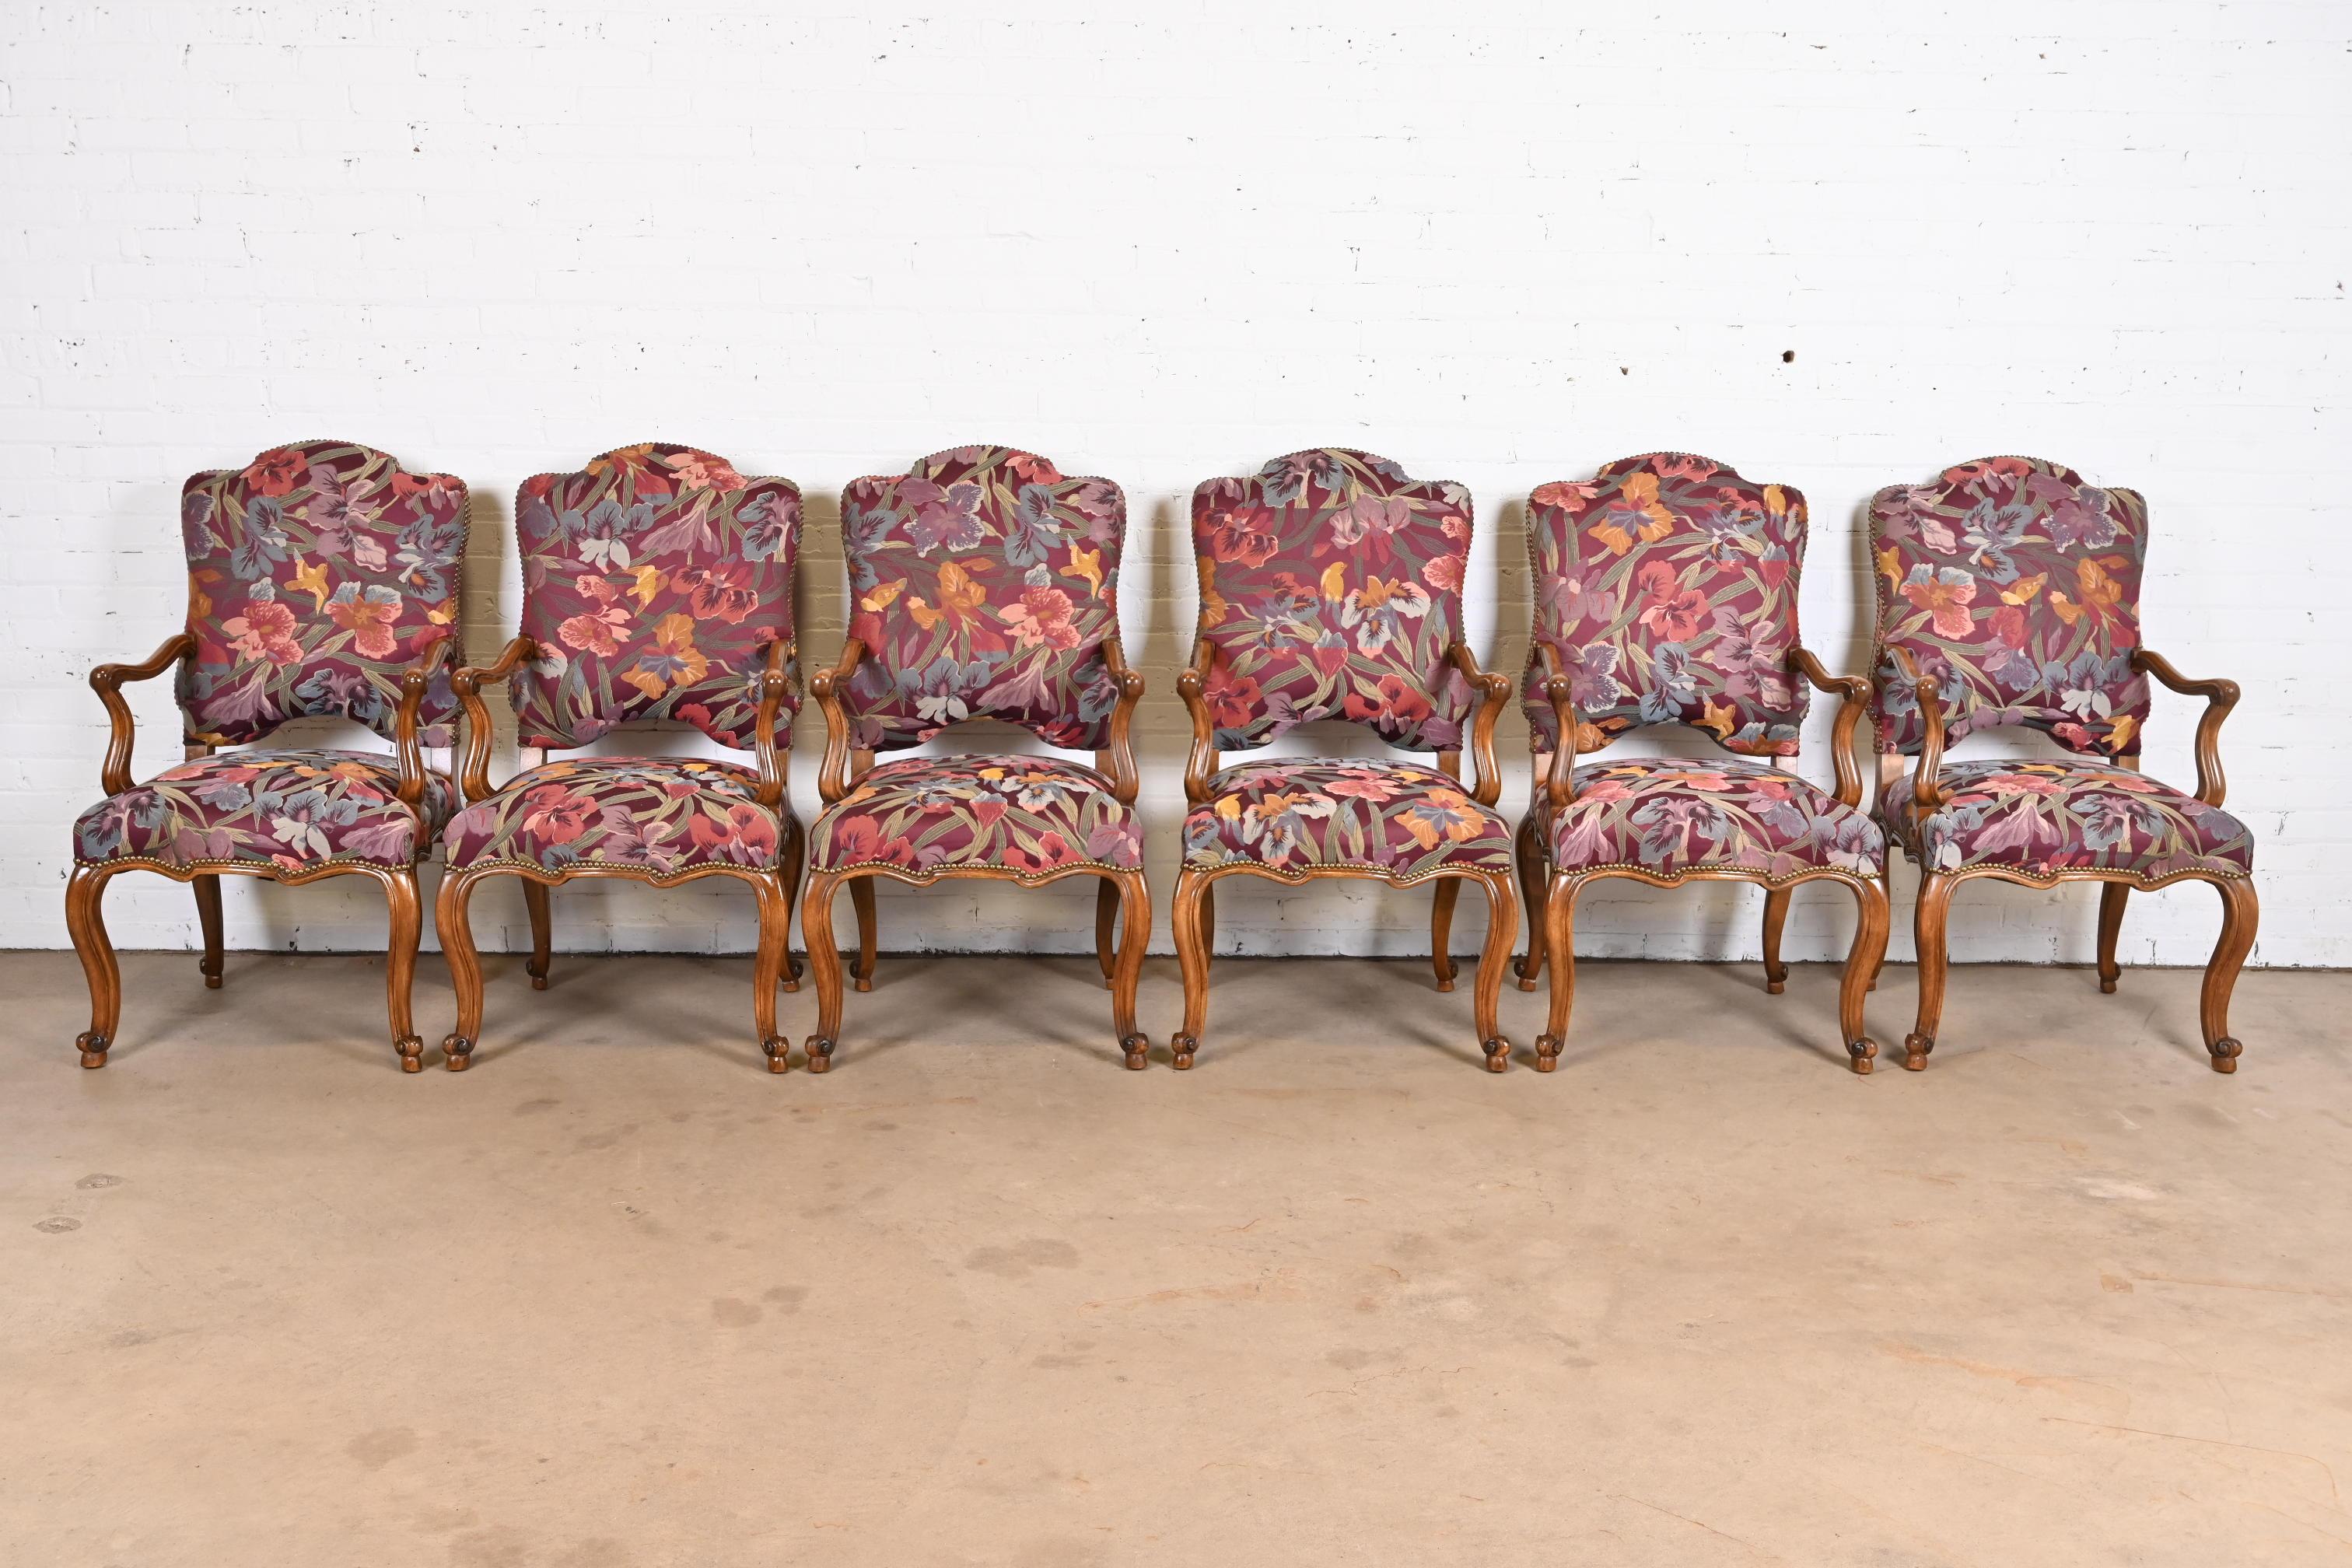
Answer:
1515 646 1891 1073
1171 642 1522 1073
433 637 805 1072
1881 646 2254 1072
800 636 1151 1073
67 638 454 1070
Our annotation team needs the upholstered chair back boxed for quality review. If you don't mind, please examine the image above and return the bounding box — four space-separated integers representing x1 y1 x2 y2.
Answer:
836 445 1127 752
178 439 469 747
510 443 801 750
1869 456 2149 758
1521 453 1809 758
1190 447 1474 753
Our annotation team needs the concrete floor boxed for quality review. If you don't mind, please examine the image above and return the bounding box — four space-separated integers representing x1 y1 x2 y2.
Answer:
2 950 2348 1566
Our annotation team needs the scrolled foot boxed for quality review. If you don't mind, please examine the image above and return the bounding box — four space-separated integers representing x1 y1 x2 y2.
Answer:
1846 1038 1878 1076
2208 1037 2242 1074
395 1035 425 1074
1482 1037 1511 1073
1170 1033 1197 1071
76 1031 110 1069
1533 1034 1560 1073
1121 1033 1148 1071
443 1034 474 1073
762 1036 791 1074
1902 1031 1933 1072
804 1036 834 1075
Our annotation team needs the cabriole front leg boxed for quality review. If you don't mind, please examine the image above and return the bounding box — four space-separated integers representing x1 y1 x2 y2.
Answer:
1906 870 1958 1070
2201 875 2257 1073
1534 872 1580 1071
435 866 489 1071
65 864 121 1067
801 870 848 1073
1470 870 1517 1072
1110 870 1150 1069
377 866 426 1073
752 871 792 1072
1169 869 1212 1069
1841 874 1890 1074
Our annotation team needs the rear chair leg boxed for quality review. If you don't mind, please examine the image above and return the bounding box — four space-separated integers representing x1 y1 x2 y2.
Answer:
1513 813 1546 992
849 876 879 993
1762 885 1790 995
194 873 225 989
2096 883 2128 995
1430 878 1461 992
523 880 553 990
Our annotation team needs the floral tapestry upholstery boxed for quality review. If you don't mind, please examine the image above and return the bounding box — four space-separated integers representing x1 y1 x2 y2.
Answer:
1182 758 1514 880
73 750 454 873
510 444 800 750
809 755 1141 879
1545 758 1882 880
1523 453 1808 758
838 446 1125 752
179 440 468 747
1871 457 2150 758
1192 449 1475 752
1882 761 2252 881
442 757 793 878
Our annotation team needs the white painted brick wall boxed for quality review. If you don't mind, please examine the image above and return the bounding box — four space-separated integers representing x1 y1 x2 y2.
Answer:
5 0 2346 969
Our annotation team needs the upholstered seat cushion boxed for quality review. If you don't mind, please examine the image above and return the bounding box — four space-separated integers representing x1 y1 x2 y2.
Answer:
1183 758 1514 880
810 754 1142 877
442 757 793 877
1881 760 2252 880
1546 758 1881 880
73 749 454 872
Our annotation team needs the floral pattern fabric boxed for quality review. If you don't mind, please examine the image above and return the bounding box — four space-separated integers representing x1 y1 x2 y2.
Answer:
511 444 800 750
1545 758 1882 880
442 757 793 877
1871 457 2150 758
179 440 469 747
1182 758 1514 880
838 446 1126 752
809 755 1141 879
74 749 453 872
1523 453 1808 758
1192 449 1475 752
1882 760 2252 881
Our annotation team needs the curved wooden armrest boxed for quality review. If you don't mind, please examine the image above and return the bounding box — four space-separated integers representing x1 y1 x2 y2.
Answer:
393 635 458 808
1535 642 1579 810
1097 635 1147 803
1446 642 1512 807
450 635 536 803
2133 647 2238 806
752 638 796 810
810 639 866 804
1888 646 1946 814
1787 645 1869 807
1176 637 1217 806
91 632 195 795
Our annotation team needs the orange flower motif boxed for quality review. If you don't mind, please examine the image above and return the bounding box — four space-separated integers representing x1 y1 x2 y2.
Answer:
1898 565 1977 639
1593 471 1677 555
225 598 303 664
326 584 403 659
1399 787 1484 850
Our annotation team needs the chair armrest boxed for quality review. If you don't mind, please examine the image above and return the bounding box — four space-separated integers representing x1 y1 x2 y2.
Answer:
90 632 196 795
449 635 536 804
1175 637 1217 806
1787 646 1871 808
807 639 866 805
2133 648 2239 806
1447 642 1512 807
1534 642 1579 810
1097 634 1147 803
1887 647 1947 816
393 635 459 809
752 638 796 810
